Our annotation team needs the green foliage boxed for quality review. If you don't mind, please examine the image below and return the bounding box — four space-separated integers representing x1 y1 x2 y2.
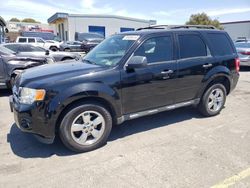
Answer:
9 18 20 22
186 13 223 30
21 18 40 23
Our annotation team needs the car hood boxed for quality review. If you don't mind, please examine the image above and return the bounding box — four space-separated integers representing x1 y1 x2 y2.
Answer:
18 51 79 61
16 52 47 59
2 54 46 63
18 61 107 87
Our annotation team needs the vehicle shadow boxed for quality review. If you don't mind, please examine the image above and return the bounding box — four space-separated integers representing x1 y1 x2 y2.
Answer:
0 89 12 97
240 66 250 72
7 106 203 158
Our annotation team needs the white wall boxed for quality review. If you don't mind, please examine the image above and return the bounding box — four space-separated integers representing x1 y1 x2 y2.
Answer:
222 22 250 40
66 16 152 41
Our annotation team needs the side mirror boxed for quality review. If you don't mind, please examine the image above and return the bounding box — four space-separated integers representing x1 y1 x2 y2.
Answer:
5 28 9 33
45 50 50 55
126 56 147 70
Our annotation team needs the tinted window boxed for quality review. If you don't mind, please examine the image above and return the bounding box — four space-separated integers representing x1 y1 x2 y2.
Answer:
178 34 207 59
28 38 35 43
18 38 27 43
134 36 173 63
36 38 44 43
4 44 20 52
207 33 234 56
0 46 15 55
21 45 45 52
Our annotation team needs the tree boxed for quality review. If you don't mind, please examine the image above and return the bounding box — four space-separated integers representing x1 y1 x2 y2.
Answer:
9 18 20 22
21 18 40 23
186 13 223 30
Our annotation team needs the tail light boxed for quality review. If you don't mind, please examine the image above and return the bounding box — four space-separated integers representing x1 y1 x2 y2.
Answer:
235 58 240 73
240 51 250 55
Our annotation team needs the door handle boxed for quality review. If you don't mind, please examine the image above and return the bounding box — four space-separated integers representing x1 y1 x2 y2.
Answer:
161 70 174 74
203 63 212 68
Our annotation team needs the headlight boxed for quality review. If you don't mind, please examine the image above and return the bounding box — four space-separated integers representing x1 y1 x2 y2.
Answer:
46 58 55 64
19 87 46 104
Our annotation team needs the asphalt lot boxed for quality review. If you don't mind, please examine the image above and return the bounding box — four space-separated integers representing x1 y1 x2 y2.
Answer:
0 69 250 188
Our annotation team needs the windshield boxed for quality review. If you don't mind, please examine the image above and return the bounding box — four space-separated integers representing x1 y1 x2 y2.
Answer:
235 42 250 48
0 45 15 55
82 34 139 67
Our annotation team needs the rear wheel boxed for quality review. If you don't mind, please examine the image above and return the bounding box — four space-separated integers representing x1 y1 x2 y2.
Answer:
50 46 58 51
59 103 112 152
198 83 226 117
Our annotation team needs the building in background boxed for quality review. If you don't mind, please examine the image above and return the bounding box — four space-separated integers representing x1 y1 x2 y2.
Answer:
48 12 156 41
0 17 7 43
5 21 54 42
221 20 250 41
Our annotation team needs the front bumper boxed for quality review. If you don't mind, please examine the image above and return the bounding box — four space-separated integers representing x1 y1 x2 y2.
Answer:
9 95 55 144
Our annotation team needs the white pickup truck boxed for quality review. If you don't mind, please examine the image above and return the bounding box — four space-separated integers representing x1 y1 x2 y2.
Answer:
16 37 62 51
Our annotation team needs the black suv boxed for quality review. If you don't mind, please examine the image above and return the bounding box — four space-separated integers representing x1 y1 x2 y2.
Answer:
10 25 240 152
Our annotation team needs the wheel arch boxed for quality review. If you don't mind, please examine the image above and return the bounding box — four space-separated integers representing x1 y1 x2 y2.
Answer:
54 96 117 135
198 73 231 99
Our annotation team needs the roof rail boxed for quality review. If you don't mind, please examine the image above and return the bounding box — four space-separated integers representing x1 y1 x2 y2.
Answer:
136 25 217 31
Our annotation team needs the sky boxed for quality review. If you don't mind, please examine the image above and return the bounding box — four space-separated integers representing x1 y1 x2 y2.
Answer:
1 0 250 24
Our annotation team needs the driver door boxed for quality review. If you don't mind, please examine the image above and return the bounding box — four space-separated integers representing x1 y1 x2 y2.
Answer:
121 34 178 114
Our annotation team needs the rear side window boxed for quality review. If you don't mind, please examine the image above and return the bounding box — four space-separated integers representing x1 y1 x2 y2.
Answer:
178 34 207 59
207 33 234 56
18 38 27 43
28 38 35 43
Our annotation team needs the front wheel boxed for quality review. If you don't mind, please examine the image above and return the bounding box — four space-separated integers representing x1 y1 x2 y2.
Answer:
59 103 112 152
198 83 226 117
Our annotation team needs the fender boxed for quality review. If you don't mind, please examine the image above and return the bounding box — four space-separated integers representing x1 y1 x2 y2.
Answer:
196 65 232 98
47 82 122 121
12 69 24 76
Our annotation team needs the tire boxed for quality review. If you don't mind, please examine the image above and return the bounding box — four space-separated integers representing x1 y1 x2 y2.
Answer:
50 46 58 51
59 103 112 152
198 83 226 117
62 57 73 61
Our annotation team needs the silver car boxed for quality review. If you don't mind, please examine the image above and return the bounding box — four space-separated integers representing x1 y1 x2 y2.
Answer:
235 41 250 66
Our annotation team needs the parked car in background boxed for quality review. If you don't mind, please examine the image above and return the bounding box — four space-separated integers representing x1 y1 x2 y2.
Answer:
235 41 250 66
16 37 62 51
75 32 104 53
235 37 250 43
21 31 61 42
3 43 80 62
10 25 239 152
59 41 83 52
0 45 49 89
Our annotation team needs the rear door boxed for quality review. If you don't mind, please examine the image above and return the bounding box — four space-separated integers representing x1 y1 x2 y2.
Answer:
175 31 214 103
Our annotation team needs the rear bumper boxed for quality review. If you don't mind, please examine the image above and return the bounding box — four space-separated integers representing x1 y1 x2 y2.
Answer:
9 95 55 144
230 72 239 93
240 60 250 66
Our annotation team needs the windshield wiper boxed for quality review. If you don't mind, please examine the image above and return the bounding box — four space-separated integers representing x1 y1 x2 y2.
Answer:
83 59 96 65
